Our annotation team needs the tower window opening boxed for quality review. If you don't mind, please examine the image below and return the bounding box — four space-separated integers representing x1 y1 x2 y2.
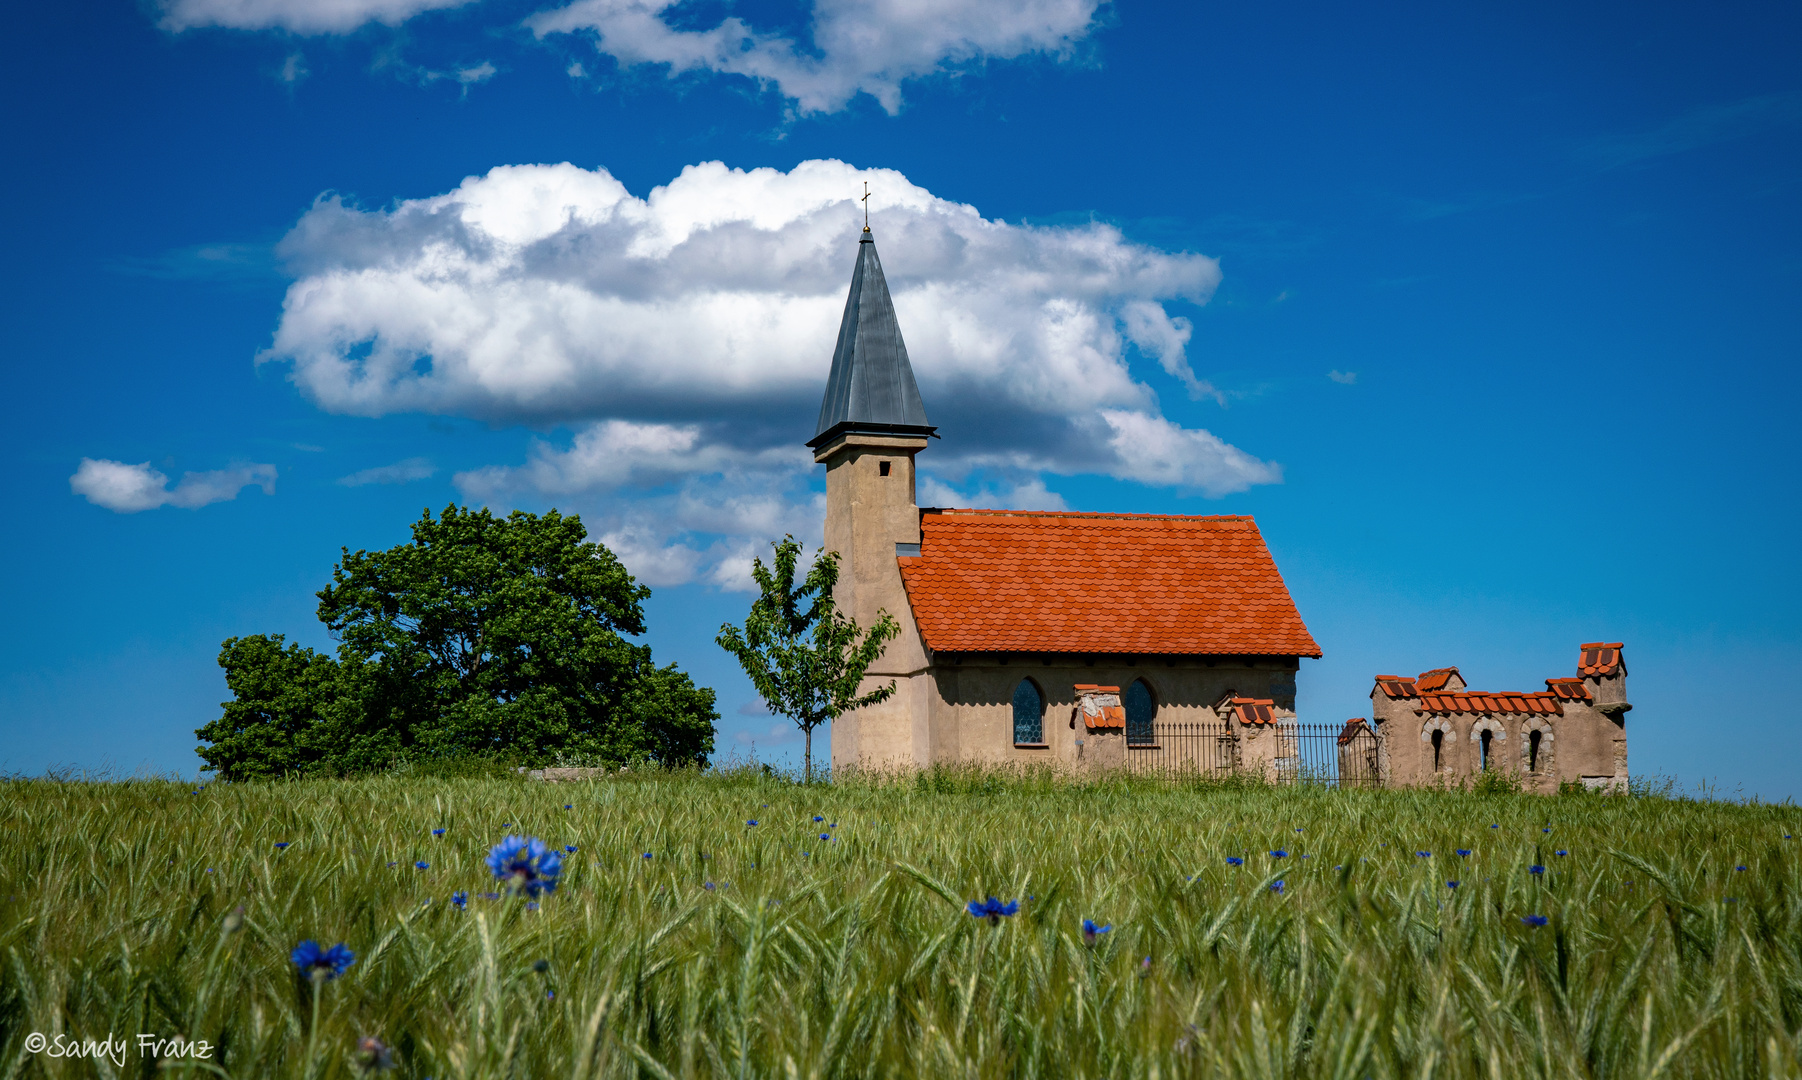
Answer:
878 461 891 476
1432 730 1444 772
1529 730 1542 773
1480 729 1493 771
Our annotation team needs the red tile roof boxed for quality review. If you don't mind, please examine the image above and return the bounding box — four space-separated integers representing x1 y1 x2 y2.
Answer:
1375 676 1418 699
1337 718 1370 745
897 510 1321 656
1578 643 1624 676
1418 691 1563 716
1544 677 1592 702
1232 697 1279 725
1415 667 1461 692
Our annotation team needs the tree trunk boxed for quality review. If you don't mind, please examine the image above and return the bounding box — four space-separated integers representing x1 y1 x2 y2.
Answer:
804 725 813 783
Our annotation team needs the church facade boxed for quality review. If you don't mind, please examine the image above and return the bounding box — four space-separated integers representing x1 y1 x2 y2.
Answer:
809 226 1321 773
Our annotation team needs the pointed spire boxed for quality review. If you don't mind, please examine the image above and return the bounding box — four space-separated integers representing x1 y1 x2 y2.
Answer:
809 229 934 448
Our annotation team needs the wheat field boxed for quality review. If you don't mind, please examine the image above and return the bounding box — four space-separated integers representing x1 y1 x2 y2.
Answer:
1 769 1797 1079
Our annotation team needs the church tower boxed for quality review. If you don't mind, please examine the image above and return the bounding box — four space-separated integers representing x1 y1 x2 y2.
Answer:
808 225 936 771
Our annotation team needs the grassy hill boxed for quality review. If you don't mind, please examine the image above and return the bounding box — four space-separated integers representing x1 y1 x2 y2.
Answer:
1 770 1796 1078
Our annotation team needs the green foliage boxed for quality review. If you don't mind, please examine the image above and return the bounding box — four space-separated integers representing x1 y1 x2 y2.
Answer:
198 505 717 780
195 634 349 780
1 773 1797 1078
717 536 899 780
1472 765 1523 795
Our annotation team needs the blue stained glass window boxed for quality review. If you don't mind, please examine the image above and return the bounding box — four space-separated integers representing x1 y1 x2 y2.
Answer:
1126 680 1156 744
1012 680 1043 744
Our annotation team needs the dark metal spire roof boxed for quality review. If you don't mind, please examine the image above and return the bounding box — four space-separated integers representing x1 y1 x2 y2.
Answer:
809 229 934 448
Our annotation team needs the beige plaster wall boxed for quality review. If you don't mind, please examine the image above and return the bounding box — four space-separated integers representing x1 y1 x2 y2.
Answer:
927 655 1300 770
817 432 933 774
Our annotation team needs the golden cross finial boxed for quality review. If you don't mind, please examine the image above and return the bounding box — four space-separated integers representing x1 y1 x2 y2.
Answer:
861 181 871 232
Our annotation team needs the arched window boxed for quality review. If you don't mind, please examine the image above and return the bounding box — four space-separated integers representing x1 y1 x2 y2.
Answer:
1431 730 1444 772
1480 729 1493 771
1125 679 1156 745
1528 730 1543 773
1012 679 1044 745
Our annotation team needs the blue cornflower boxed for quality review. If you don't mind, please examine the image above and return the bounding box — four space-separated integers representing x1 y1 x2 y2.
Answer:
704 882 716 890
1456 849 1470 857
564 805 572 810
1542 828 1552 834
387 862 396 868
1270 880 1285 894
1491 824 1499 829
1082 919 1111 944
814 816 824 822
1225 856 1244 866
415 861 429 870
1270 850 1288 858
526 902 539 911
1529 865 1545 875
747 820 758 827
502 823 512 827
1447 881 1459 889
275 842 290 849
1555 850 1568 857
966 897 1020 925
820 833 831 841
1521 915 1548 927
1295 828 1303 832
565 845 577 853
829 823 836 828
1736 865 1747 872
486 836 563 896
642 852 652 859
291 940 355 980
1417 851 1431 858
451 891 468 909
432 829 446 837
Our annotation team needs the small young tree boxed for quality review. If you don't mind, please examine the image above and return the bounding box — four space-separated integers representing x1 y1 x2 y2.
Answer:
717 537 900 782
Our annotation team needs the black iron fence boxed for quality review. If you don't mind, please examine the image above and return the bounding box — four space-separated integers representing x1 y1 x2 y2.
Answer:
1123 721 1237 779
1124 720 1383 787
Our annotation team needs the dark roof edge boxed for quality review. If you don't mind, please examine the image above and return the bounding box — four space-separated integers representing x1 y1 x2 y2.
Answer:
806 420 939 449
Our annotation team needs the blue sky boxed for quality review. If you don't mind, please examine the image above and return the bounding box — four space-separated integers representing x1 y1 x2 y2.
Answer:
2 0 1797 795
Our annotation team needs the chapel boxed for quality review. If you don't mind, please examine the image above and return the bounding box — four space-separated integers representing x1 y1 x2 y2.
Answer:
809 225 1321 773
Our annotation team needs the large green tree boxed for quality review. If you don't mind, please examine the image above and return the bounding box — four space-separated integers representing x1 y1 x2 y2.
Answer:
716 537 899 781
197 505 716 779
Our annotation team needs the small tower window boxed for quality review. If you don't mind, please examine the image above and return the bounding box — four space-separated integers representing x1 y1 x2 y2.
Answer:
1528 730 1542 773
1480 729 1493 771
878 461 891 476
1125 679 1156 745
1431 729 1444 772
1012 679 1044 745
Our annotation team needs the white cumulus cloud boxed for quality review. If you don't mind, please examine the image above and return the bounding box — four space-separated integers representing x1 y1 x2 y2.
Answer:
157 0 473 33
263 157 1278 585
71 459 277 513
528 0 1105 115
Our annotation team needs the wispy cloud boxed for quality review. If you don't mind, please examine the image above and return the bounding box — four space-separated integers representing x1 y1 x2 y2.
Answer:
528 0 1105 115
70 459 276 513
336 457 435 486
1327 370 1356 385
157 0 472 34
1582 91 1802 169
110 242 281 285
